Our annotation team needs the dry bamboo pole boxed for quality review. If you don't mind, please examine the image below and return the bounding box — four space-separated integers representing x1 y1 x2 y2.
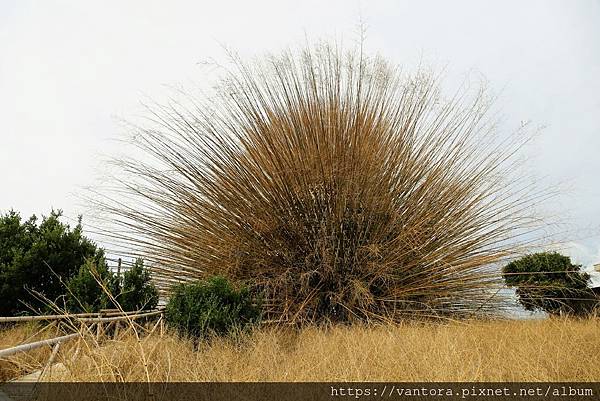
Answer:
0 333 78 358
95 311 102 342
0 309 159 323
0 313 97 323
78 310 163 323
103 310 156 316
113 321 120 339
39 342 61 379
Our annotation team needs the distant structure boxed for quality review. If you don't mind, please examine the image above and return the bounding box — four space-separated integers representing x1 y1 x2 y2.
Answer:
592 264 600 298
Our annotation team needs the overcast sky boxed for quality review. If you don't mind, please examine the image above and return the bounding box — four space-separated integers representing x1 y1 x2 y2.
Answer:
1 0 599 280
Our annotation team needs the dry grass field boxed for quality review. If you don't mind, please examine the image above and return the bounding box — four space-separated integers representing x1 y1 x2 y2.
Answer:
2 318 599 382
0 322 77 382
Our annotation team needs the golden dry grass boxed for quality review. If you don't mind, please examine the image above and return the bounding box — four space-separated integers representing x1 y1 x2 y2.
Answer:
0 322 77 382
20 318 600 382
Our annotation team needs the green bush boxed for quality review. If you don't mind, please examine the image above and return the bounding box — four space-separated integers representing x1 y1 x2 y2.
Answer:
117 258 159 311
65 256 119 313
165 276 261 339
0 209 101 315
66 257 159 313
503 252 597 316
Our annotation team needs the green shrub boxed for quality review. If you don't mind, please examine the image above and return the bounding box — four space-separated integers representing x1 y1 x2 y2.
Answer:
65 256 119 313
66 257 159 313
117 258 159 311
503 252 598 316
165 276 261 339
0 209 101 315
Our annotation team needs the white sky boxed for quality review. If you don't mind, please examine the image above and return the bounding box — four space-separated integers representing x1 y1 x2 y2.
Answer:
1 0 599 280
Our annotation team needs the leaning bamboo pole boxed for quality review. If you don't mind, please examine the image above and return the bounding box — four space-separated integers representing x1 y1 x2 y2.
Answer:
0 333 79 358
0 310 165 360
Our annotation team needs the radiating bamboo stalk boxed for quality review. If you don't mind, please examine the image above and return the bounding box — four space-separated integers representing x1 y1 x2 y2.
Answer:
94 42 550 324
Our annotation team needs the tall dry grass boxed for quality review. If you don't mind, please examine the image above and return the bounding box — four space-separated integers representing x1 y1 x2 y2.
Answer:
95 42 550 324
32 318 600 382
0 322 77 382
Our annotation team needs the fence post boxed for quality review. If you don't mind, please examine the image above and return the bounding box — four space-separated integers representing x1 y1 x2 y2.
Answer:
40 342 61 379
159 313 164 338
96 311 103 341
